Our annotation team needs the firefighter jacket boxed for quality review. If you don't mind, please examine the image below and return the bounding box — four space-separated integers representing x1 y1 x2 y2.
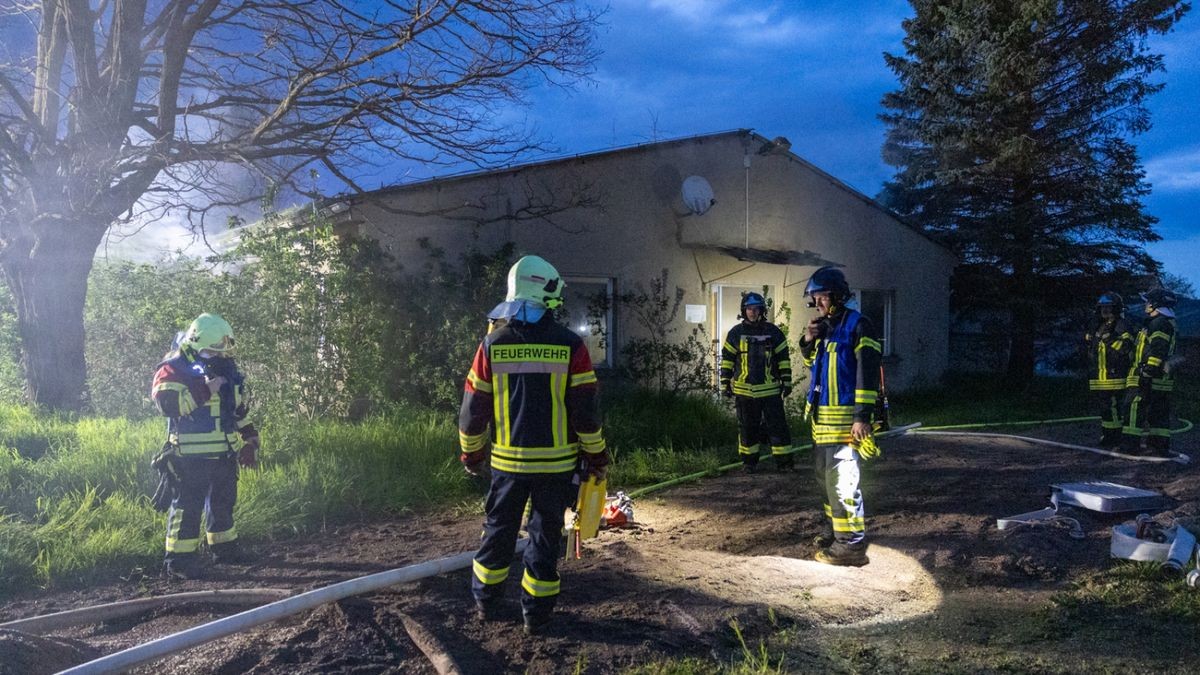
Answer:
1084 317 1133 391
458 315 605 474
1125 314 1177 392
152 350 253 456
720 321 792 398
799 308 882 445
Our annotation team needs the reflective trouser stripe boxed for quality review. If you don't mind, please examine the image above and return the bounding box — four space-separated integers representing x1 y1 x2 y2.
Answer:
207 527 237 545
770 445 790 457
165 536 200 553
473 559 509 586
738 443 760 457
164 455 238 555
522 569 561 598
814 444 865 545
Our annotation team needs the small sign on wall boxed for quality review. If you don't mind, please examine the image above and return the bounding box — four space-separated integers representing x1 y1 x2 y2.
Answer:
685 304 707 324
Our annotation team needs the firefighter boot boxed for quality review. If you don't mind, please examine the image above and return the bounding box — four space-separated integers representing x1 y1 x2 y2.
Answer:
475 599 504 622
814 542 869 567
742 456 759 474
164 553 204 580
775 454 795 472
211 541 253 565
1099 428 1122 449
523 612 554 636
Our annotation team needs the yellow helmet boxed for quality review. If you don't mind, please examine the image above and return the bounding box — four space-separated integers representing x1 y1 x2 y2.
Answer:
181 313 235 353
506 255 565 309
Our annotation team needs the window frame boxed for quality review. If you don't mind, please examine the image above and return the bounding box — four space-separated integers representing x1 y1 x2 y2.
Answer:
853 288 895 357
561 275 615 369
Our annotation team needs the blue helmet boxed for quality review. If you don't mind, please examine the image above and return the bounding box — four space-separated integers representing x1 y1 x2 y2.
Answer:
1141 287 1178 310
804 266 850 300
1096 292 1123 312
740 292 767 321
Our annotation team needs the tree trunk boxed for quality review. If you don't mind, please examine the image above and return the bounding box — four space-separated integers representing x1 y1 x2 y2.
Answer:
0 226 105 411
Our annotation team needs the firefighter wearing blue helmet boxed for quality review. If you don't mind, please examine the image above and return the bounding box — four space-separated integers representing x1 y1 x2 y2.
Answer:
1120 286 1179 456
1084 292 1133 448
799 267 881 567
719 291 793 472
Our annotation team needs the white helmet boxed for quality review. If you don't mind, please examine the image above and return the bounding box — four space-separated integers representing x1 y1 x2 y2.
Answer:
506 255 565 309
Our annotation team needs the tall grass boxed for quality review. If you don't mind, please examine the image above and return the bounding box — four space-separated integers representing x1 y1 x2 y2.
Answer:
0 403 476 594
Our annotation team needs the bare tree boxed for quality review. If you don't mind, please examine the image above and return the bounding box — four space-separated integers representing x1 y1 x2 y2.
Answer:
0 0 599 410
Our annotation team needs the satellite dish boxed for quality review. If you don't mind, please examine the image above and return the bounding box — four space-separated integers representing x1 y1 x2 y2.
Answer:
681 175 715 215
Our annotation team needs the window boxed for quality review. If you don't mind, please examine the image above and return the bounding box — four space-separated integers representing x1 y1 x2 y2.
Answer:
854 289 894 356
561 277 613 368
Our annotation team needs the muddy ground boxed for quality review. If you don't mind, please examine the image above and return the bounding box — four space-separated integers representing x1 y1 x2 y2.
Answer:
2 422 1198 674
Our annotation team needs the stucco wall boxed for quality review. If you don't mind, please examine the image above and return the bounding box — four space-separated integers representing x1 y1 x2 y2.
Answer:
337 131 955 390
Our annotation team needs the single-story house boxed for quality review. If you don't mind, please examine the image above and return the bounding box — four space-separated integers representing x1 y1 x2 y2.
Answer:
325 129 956 391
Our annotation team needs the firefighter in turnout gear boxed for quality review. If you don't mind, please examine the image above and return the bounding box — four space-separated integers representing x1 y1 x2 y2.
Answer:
1121 287 1179 457
459 255 609 636
799 267 881 567
151 314 259 579
1084 292 1133 448
720 292 793 472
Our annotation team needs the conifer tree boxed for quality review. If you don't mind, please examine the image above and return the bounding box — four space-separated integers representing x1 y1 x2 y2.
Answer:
880 0 1189 382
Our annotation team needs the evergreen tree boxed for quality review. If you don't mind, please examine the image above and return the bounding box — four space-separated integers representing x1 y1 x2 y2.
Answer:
880 0 1189 382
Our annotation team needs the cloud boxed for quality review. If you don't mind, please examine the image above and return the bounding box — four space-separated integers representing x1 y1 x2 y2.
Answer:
1145 147 1200 192
635 0 898 48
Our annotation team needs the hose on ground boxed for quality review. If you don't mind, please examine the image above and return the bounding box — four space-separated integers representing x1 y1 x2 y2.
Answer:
0 589 291 635
909 429 1191 465
57 543 526 675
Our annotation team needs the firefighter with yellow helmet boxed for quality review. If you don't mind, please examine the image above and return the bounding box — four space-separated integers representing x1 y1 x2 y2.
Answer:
459 255 609 635
151 313 259 579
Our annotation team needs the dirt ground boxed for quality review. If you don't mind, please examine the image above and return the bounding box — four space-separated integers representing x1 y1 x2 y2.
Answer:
2 421 1198 674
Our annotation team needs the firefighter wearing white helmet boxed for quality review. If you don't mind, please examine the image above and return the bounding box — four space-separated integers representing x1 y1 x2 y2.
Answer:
799 267 881 567
150 313 259 579
459 254 608 635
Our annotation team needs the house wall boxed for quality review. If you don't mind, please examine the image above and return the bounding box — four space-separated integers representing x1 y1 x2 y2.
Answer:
340 132 955 390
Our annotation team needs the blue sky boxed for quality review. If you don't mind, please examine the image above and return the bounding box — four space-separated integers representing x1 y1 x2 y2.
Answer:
100 1 1199 290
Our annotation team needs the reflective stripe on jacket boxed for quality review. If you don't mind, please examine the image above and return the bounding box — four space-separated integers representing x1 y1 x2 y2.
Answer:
1085 318 1133 391
458 315 604 474
152 351 251 455
719 321 791 398
799 309 881 445
1125 315 1177 392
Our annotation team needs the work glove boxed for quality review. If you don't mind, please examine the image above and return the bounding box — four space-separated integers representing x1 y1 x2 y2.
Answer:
1139 364 1163 379
237 425 260 468
855 434 881 461
460 449 488 477
580 450 611 481
722 384 734 399
781 385 793 398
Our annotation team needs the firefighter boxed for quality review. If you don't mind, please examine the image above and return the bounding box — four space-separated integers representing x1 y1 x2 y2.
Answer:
798 267 881 567
459 255 610 636
151 313 259 579
719 292 793 472
1120 287 1179 456
1084 292 1133 448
